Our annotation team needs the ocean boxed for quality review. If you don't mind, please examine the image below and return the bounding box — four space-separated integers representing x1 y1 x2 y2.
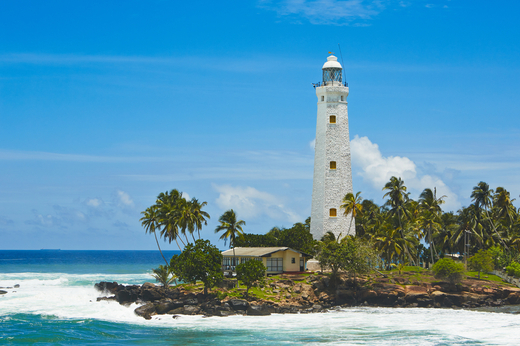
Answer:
1 250 519 345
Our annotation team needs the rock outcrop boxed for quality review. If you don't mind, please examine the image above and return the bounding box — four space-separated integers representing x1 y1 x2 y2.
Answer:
94 273 520 320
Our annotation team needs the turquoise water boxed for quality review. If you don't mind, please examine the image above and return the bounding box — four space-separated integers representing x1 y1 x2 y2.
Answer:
1 250 520 345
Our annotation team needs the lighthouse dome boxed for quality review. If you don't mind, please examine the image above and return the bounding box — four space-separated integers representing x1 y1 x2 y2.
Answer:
322 55 342 69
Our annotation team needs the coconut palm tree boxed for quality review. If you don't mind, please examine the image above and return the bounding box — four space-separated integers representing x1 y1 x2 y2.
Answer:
471 182 508 250
140 205 168 266
157 189 186 251
151 264 177 288
188 198 210 240
494 187 516 227
215 209 246 269
383 176 414 264
372 226 403 270
418 188 446 262
340 191 363 238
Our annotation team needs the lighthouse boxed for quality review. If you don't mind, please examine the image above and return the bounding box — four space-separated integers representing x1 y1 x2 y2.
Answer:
310 54 355 241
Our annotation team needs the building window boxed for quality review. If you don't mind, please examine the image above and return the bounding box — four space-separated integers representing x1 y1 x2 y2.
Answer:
330 208 337 217
330 161 336 170
341 96 344 101
266 258 283 272
291 257 296 264
321 96 324 102
329 115 336 124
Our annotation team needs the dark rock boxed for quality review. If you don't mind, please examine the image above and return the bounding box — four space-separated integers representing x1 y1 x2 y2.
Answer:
94 281 119 293
115 287 140 303
322 277 330 287
246 304 271 316
216 310 236 316
312 281 325 291
96 296 116 301
0 290 7 295
142 282 156 289
168 307 185 315
134 303 155 320
507 292 520 304
156 300 178 314
14 284 20 288
416 298 433 307
183 305 201 315
229 299 249 311
312 304 323 312
185 298 198 305
141 288 164 302
442 296 453 307
335 290 355 305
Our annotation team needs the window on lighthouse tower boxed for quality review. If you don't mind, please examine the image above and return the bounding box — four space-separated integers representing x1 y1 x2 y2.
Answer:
329 208 337 217
330 161 336 170
329 115 336 124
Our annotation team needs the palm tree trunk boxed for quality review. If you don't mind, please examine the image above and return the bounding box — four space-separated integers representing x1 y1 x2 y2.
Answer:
429 226 434 264
398 209 414 265
347 214 354 236
485 210 509 250
154 232 169 266
174 238 183 252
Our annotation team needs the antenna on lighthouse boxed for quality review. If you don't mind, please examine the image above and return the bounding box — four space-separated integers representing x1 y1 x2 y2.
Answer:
338 43 346 85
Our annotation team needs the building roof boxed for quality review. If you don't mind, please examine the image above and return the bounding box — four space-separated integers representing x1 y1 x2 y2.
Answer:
221 247 312 257
322 55 342 69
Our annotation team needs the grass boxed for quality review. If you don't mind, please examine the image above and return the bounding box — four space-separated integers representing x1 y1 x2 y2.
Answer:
465 271 510 284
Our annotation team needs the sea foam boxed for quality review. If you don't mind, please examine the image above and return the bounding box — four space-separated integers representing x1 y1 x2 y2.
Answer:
2 273 520 345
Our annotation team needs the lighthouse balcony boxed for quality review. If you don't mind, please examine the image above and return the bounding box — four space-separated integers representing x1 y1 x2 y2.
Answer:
312 81 348 88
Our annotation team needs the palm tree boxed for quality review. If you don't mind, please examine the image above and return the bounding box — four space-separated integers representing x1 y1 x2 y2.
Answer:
340 192 363 238
188 198 210 240
372 226 403 270
494 187 516 227
451 205 482 255
151 264 177 288
418 188 446 263
320 231 337 243
140 206 168 266
215 209 246 269
157 189 186 251
383 176 414 264
471 182 508 250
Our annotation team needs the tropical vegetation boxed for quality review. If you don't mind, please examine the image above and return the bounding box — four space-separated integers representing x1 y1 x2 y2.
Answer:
236 259 267 297
140 178 520 296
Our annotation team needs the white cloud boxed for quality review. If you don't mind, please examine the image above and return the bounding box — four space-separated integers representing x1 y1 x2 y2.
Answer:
25 206 87 228
351 135 416 187
213 184 300 223
351 135 460 210
86 198 103 208
260 0 386 25
115 190 134 208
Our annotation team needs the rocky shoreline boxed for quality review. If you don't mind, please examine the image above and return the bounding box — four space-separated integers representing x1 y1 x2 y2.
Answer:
94 272 520 319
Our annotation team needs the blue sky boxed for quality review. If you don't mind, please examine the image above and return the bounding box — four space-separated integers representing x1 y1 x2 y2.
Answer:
1 0 520 250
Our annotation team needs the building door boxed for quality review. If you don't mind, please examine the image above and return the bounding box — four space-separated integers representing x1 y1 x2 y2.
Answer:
300 258 304 271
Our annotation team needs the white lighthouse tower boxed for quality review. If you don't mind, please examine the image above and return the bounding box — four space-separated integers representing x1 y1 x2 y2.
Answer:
310 54 354 241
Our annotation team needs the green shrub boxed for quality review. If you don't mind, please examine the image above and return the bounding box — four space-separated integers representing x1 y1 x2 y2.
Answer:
505 261 520 278
236 259 267 297
432 258 465 284
468 249 493 279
